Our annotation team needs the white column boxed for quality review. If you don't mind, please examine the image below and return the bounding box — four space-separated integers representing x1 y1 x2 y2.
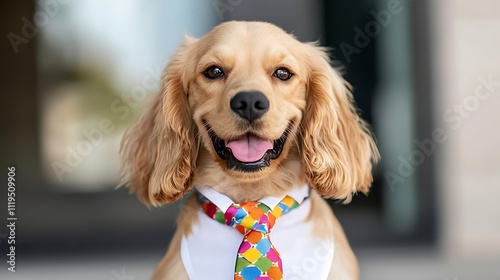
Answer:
432 0 500 258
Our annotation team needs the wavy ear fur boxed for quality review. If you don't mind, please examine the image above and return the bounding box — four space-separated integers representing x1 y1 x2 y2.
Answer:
301 44 380 202
120 38 198 206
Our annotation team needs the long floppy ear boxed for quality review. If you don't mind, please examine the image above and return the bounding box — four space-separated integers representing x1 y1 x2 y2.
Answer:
120 38 198 206
301 44 380 202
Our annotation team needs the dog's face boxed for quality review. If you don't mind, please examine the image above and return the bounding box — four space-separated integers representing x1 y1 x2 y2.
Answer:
189 22 307 181
121 21 379 205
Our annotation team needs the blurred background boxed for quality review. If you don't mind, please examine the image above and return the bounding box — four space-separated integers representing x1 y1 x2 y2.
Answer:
1 0 499 279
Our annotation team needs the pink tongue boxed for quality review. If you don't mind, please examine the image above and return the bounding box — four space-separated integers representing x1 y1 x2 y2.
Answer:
226 134 273 162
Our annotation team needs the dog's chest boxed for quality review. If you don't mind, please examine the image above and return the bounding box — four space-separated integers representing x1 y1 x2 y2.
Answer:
180 199 335 279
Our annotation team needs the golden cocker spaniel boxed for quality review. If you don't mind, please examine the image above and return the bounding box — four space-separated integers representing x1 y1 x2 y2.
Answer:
121 21 379 280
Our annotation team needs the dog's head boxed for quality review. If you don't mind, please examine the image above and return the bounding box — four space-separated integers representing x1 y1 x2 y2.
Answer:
120 21 379 205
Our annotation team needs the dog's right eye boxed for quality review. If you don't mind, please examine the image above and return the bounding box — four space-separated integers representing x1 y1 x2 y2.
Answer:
204 66 225 79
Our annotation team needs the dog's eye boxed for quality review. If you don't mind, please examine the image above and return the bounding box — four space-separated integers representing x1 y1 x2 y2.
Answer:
204 66 225 79
273 68 293 81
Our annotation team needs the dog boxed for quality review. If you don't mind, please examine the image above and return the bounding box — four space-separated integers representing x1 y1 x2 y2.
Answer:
120 21 379 280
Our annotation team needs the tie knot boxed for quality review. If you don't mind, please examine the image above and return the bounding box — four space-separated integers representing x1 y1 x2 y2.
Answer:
225 201 275 234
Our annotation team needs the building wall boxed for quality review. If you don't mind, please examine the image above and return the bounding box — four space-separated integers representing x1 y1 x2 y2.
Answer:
433 0 500 258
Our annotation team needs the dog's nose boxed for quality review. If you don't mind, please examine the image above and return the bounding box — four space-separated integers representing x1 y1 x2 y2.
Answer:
230 91 269 122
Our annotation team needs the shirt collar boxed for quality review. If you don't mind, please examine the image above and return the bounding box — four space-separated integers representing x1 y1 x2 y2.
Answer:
195 184 310 213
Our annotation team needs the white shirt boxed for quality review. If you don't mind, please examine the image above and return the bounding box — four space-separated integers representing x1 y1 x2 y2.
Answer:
180 185 334 280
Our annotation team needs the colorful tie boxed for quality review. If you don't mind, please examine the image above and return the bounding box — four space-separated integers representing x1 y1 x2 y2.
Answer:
197 193 303 280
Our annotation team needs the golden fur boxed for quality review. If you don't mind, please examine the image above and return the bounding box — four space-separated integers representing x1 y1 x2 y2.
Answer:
121 21 379 279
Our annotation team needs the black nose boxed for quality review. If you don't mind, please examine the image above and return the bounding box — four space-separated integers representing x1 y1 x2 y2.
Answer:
230 91 269 122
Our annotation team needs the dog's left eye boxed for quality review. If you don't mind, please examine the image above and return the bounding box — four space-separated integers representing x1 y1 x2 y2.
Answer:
204 66 225 79
273 68 293 81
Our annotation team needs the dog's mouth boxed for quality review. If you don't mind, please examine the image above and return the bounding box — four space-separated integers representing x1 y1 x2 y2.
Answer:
204 121 291 172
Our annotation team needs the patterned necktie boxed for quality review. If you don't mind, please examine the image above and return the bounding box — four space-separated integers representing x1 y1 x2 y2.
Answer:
197 192 304 280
